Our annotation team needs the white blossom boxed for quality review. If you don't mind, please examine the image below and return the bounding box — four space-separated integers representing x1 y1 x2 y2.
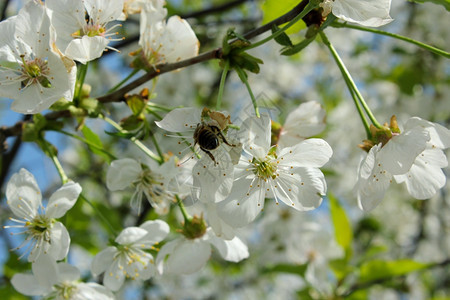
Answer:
91 220 169 292
5 168 81 263
46 0 125 64
11 255 114 299
106 157 177 214
219 114 332 227
0 1 76 114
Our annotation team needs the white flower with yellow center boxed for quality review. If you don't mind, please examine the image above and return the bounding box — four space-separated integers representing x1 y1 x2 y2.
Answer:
219 115 332 227
0 1 76 114
46 0 125 64
4 168 81 263
91 220 169 292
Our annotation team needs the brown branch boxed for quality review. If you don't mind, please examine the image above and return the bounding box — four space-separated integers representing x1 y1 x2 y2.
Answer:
180 0 250 19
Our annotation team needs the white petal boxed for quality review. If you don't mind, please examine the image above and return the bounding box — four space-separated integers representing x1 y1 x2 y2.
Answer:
91 247 116 276
57 263 81 282
75 282 116 300
84 0 124 25
207 230 249 263
279 138 333 168
332 0 393 27
394 148 447 199
32 255 58 289
404 117 450 149
356 146 392 211
65 36 109 64
277 168 326 211
155 107 201 132
156 239 180 274
206 203 236 240
46 221 71 261
6 168 42 219
165 239 211 274
218 178 265 228
11 273 47 296
115 227 148 245
158 16 199 63
280 101 326 147
378 126 429 175
45 182 81 218
103 263 125 292
139 219 170 245
106 158 142 191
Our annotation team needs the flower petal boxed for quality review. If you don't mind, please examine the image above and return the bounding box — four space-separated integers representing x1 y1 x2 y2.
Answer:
279 138 333 168
106 158 142 191
115 227 148 245
332 0 393 27
45 182 82 218
207 230 249 263
165 239 211 274
65 36 109 64
11 273 47 296
91 247 116 276
6 168 42 219
404 117 450 149
139 219 170 245
155 107 201 132
394 148 447 199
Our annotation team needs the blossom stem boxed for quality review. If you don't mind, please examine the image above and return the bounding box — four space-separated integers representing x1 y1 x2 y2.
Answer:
107 68 140 94
331 22 450 59
42 140 69 184
74 62 89 105
149 134 164 163
102 116 163 163
235 65 260 118
319 31 383 130
216 59 230 110
54 130 117 160
238 1 318 52
176 194 191 223
79 193 118 236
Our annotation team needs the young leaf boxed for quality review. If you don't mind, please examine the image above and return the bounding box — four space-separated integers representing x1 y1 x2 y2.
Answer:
358 259 431 283
281 36 315 56
261 0 306 34
329 193 353 259
81 126 111 163
272 24 293 47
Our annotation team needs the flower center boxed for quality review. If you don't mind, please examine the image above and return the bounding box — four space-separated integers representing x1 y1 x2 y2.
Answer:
20 56 52 89
26 215 53 242
54 282 77 299
252 156 278 180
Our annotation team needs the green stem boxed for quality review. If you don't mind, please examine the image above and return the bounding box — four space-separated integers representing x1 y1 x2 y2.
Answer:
79 193 117 236
43 140 69 184
332 22 450 59
147 102 181 112
176 194 191 223
103 116 163 163
320 31 383 129
107 69 140 94
216 60 230 110
150 134 164 162
74 62 89 104
235 66 260 118
55 130 117 160
239 1 318 52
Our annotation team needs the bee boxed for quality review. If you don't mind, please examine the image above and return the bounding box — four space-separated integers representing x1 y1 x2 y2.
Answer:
193 123 235 164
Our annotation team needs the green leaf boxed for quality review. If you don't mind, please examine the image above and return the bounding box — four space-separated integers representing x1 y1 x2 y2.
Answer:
358 259 431 283
81 126 111 162
272 24 293 47
409 0 450 11
261 0 306 34
261 263 307 276
329 193 353 259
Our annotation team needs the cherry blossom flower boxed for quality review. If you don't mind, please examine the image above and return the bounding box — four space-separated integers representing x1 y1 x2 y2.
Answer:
11 255 114 299
4 168 81 263
218 114 332 227
356 116 434 211
106 157 177 214
393 117 450 200
0 1 76 114
320 0 393 27
46 0 125 64
91 220 169 292
156 228 248 275
138 3 199 65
